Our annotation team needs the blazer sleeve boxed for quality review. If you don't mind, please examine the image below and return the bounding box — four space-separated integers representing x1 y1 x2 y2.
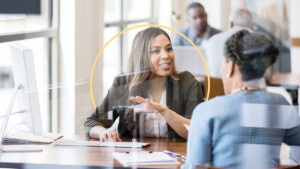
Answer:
84 76 128 137
183 72 204 119
84 94 111 138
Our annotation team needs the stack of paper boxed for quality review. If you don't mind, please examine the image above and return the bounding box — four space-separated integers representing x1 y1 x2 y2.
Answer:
4 131 63 144
113 151 180 167
55 139 150 148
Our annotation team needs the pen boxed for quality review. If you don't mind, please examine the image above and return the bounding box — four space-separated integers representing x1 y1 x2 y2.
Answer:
115 150 152 154
163 150 181 157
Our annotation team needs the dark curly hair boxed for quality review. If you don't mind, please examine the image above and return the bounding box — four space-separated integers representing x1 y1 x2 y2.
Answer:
187 2 204 11
224 30 279 81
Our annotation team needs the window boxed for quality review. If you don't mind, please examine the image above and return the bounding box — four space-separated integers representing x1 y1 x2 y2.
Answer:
0 0 57 132
102 26 121 95
102 0 156 95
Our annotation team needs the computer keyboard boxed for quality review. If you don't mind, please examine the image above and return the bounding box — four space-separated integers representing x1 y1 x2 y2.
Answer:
54 139 150 148
0 145 43 152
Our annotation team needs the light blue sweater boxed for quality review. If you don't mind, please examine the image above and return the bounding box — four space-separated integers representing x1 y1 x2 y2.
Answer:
182 91 300 169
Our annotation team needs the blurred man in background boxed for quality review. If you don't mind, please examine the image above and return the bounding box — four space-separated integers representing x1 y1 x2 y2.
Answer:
174 2 221 49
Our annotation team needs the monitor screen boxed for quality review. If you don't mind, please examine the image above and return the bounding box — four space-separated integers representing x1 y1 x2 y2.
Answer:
10 43 43 135
0 0 41 14
173 46 207 76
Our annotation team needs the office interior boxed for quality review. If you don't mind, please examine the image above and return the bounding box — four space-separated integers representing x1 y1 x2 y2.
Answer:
0 0 299 159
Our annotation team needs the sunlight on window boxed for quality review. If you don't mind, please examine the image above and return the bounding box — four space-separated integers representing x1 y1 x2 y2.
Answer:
125 0 151 20
104 0 121 23
102 27 121 95
103 0 153 98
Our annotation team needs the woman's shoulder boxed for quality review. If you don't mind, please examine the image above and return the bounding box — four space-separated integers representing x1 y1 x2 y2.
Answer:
193 94 242 116
111 74 130 86
196 94 230 109
192 98 222 120
261 91 291 104
178 71 197 81
175 71 200 87
200 90 289 106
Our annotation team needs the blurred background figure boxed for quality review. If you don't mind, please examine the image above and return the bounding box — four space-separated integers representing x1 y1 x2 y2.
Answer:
173 2 221 49
206 8 253 78
232 0 291 73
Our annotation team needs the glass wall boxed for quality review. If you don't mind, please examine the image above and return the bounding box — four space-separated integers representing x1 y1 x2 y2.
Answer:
0 0 57 132
102 0 155 95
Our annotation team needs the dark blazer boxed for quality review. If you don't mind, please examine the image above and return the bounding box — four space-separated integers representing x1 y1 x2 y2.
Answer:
84 71 204 140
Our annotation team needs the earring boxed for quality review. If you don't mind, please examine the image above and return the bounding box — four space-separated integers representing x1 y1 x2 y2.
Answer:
226 74 230 78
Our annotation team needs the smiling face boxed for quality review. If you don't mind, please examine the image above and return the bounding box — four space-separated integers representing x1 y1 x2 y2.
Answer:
149 34 174 77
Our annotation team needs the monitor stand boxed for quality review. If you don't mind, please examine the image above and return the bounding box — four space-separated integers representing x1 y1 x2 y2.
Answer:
0 84 43 152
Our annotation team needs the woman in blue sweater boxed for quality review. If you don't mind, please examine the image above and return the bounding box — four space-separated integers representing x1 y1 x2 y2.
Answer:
183 30 300 169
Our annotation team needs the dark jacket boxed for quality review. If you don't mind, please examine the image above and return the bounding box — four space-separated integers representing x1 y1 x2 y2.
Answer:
84 71 204 140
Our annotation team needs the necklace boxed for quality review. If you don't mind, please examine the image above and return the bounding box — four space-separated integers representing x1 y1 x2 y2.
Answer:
230 86 265 94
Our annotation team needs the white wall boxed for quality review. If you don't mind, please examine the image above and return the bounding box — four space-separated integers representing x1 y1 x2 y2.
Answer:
171 0 187 30
58 0 103 135
201 0 231 30
74 0 103 135
59 0 75 134
157 0 172 27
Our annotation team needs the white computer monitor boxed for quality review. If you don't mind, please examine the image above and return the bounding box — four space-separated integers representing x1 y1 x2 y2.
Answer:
173 46 208 76
10 43 43 135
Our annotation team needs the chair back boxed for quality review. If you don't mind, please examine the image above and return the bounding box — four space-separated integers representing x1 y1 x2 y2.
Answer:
204 76 225 99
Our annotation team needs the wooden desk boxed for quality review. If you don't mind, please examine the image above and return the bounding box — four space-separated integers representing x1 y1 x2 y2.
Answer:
1 137 298 169
0 138 186 169
269 73 300 105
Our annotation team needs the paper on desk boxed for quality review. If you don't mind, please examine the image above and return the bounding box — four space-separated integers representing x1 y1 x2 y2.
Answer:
281 159 298 166
108 117 119 131
183 123 190 131
4 131 63 144
113 151 179 167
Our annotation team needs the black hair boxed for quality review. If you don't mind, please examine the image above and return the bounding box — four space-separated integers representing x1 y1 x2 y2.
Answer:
224 30 279 81
187 2 204 11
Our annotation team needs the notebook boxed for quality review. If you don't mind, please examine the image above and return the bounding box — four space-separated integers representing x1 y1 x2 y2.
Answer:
4 131 63 144
54 139 150 148
113 151 180 167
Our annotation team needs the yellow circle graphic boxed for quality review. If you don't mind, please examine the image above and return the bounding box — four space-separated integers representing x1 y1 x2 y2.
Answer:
89 23 211 109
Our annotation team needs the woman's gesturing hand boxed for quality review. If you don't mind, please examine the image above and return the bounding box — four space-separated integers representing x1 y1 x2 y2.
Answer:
129 96 166 113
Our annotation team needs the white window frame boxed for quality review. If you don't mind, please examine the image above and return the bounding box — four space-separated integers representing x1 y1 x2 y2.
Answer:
0 0 58 132
104 0 157 69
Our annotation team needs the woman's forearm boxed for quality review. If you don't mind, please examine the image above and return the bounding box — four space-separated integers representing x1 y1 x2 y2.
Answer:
159 106 190 139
